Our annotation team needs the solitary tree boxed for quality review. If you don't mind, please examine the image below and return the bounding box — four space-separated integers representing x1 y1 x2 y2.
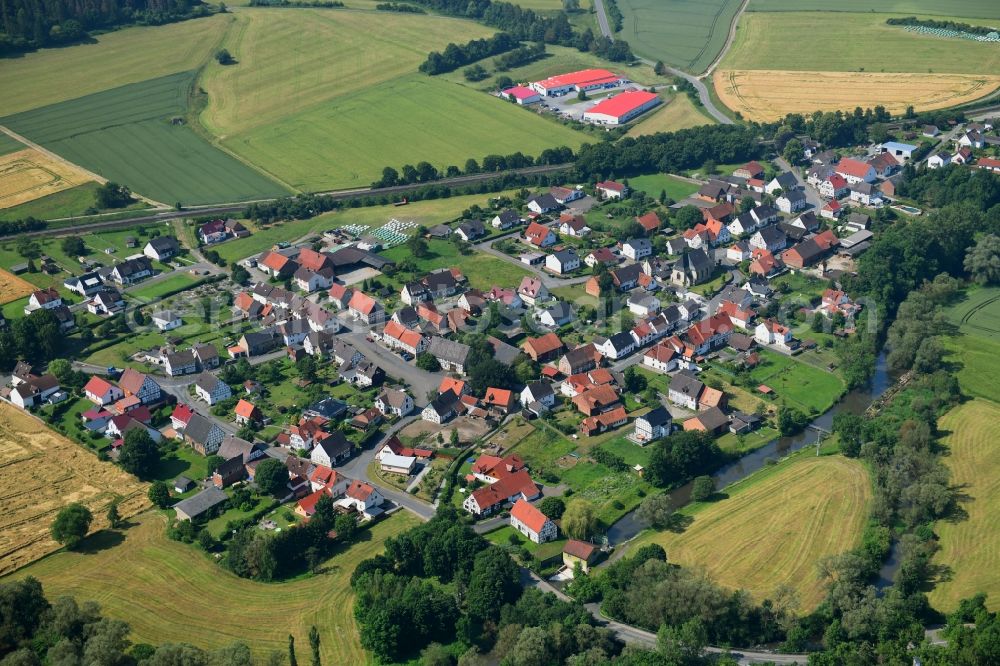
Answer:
117 428 160 479
255 458 290 497
690 476 715 502
308 626 321 666
148 481 170 509
561 499 597 540
106 499 122 529
51 503 93 549
215 48 235 65
637 492 674 528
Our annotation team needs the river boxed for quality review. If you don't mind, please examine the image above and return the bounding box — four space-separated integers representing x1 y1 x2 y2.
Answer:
606 352 894 545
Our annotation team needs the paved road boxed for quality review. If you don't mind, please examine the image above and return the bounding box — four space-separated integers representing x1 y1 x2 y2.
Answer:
475 238 594 289
21 163 574 238
591 0 734 125
335 318 443 405
775 157 824 213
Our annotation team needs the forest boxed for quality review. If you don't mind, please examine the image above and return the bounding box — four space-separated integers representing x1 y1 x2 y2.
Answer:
0 0 212 55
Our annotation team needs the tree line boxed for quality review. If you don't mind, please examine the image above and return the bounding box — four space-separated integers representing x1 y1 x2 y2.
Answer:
886 15 999 36
0 0 212 56
420 32 519 75
371 145 573 188
0 216 46 237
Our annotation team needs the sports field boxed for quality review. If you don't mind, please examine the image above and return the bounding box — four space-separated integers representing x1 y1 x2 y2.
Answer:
715 70 1000 122
715 11 1000 118
0 269 36 305
0 404 150 576
748 0 1000 19
0 14 232 116
0 148 94 210
626 95 714 136
632 454 871 610
2 72 289 206
616 0 743 74
928 400 1000 611
8 511 420 664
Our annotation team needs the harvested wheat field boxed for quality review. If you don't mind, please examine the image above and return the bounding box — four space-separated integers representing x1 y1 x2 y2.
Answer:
0 148 93 209
631 454 871 610
0 403 149 575
929 399 1000 612
714 70 1000 121
0 268 35 305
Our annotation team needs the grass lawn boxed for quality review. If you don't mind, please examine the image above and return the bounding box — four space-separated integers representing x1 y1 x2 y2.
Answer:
748 0 1000 20
200 8 493 138
628 452 871 610
928 399 1000 612
599 435 654 468
941 286 1000 402
214 191 517 264
627 94 715 136
616 0 744 74
382 238 532 292
128 272 200 301
2 71 289 205
7 511 419 665
688 269 731 296
627 173 699 201
0 14 233 116
772 271 828 305
715 426 780 454
749 349 845 414
721 11 1000 74
205 494 272 538
0 183 110 222
225 72 586 192
486 525 567 562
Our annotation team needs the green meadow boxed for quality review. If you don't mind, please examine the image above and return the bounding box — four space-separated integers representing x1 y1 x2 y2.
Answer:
748 0 1000 19
2 72 289 205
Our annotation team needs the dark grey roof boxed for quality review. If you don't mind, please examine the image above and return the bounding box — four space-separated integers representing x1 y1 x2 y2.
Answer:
528 193 559 209
174 486 227 519
608 332 634 352
303 396 347 421
147 236 179 253
497 209 520 224
778 222 808 241
551 248 578 263
488 336 521 365
613 262 643 285
218 435 262 463
524 381 554 400
772 172 798 188
195 372 224 393
751 205 779 221
661 304 682 324
427 389 460 417
315 431 351 460
781 189 806 202
625 238 652 252
428 337 471 365
184 413 222 446
545 301 574 320
424 271 459 291
851 182 876 195
697 407 730 430
393 306 420 327
756 226 786 245
457 219 485 237
114 257 153 277
697 180 730 199
679 248 712 272
669 370 704 397
639 406 670 427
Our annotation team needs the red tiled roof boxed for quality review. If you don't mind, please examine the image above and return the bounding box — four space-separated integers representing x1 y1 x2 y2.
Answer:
636 211 660 232
298 487 332 516
585 91 658 119
234 399 259 419
503 85 538 100
468 469 537 511
439 377 466 396
84 376 116 397
171 403 194 424
260 251 292 272
510 499 550 533
384 320 423 348
348 291 378 315
525 222 552 246
523 332 563 357
563 539 596 560
534 68 618 90
597 180 626 192
346 479 376 501
835 158 872 179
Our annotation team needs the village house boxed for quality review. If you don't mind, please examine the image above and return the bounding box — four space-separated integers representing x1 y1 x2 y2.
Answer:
342 480 385 519
571 383 620 416
456 219 486 242
558 214 591 237
310 431 352 467
86 288 125 316
755 318 795 350
83 376 124 406
835 158 877 185
492 209 521 229
24 287 61 315
563 540 598 574
622 238 652 261
594 332 635 360
233 399 263 426
375 388 414 417
110 257 154 285
633 406 672 444
428 336 472 372
527 193 560 215
143 236 180 262
643 342 678 373
524 221 557 247
581 406 628 436
546 247 580 274
668 370 704 410
557 343 602 375
184 413 226 455
596 180 628 199
683 406 729 435
194 372 231 405
776 190 807 214
381 320 427 355
850 182 883 207
520 381 556 409
522 332 564 362
422 389 461 424
118 368 161 405
151 310 182 332
539 301 574 328
510 499 558 543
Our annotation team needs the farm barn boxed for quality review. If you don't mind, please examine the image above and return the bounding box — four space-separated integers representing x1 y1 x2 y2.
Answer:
583 91 661 125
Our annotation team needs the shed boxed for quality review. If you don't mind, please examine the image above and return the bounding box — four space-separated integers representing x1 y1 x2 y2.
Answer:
173 486 227 521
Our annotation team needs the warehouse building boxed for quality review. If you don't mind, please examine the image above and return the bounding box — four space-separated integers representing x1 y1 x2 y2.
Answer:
583 90 661 125
530 68 626 97
501 85 542 105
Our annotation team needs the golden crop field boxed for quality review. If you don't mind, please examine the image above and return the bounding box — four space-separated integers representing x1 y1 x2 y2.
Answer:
714 70 1000 121
0 268 36 305
929 399 1000 612
9 512 420 665
0 148 94 210
0 404 149 575
632 455 871 610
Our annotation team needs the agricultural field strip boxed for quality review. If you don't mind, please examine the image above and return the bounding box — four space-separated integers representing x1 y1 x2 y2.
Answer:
636 455 871 610
747 0 1000 20
0 404 149 576
1 72 289 205
0 148 95 210
8 512 420 664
